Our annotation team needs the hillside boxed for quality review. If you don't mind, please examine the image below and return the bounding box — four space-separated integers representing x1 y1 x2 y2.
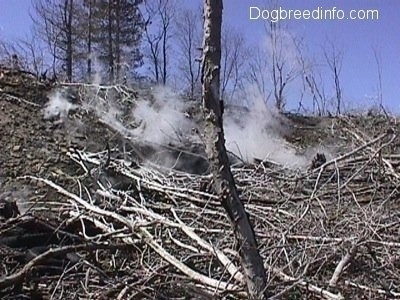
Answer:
0 68 399 299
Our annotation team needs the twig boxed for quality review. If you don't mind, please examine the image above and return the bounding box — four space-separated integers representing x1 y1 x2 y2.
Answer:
0 243 120 290
329 242 359 287
345 280 400 297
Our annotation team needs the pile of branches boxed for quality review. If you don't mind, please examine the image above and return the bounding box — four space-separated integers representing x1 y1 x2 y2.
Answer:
1 113 399 299
0 79 399 298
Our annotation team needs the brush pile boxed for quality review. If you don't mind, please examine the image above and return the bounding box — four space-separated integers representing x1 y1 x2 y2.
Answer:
0 71 399 299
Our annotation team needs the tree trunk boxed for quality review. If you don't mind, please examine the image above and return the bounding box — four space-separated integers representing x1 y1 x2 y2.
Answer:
107 0 114 82
115 0 121 82
66 0 73 82
162 21 167 85
201 0 268 298
87 0 93 81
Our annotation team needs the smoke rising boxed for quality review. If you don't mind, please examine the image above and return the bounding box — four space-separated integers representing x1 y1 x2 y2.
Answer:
42 90 77 120
131 86 197 145
79 82 314 170
224 88 308 168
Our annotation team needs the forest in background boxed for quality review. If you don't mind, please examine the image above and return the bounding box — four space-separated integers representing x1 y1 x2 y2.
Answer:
0 0 384 116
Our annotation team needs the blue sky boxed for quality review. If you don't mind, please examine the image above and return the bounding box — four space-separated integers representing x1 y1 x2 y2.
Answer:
0 0 32 39
219 0 399 113
1 0 399 113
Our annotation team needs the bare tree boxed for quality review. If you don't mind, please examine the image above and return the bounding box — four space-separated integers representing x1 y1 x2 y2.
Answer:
305 71 328 116
175 7 202 99
142 7 161 82
16 36 47 77
142 0 174 84
372 47 383 108
106 0 114 81
201 0 267 298
323 41 343 115
295 41 329 116
83 0 95 80
0 34 47 77
0 40 23 69
245 20 300 109
66 0 74 81
268 21 300 111
220 25 249 102
246 47 272 104
32 0 80 81
31 0 143 83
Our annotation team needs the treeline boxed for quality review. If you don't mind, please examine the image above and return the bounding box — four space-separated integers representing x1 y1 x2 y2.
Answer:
1 1 204 94
0 0 351 115
32 0 144 83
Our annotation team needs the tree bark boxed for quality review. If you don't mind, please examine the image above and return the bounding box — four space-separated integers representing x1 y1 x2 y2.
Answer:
115 0 121 82
107 0 114 82
66 0 74 82
86 0 93 81
201 0 267 298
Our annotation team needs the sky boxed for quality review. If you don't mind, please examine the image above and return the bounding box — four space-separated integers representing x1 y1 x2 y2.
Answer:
225 0 400 113
0 0 399 113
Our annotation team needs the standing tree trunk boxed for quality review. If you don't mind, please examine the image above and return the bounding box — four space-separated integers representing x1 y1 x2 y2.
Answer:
65 0 74 82
201 0 267 299
86 0 93 81
161 8 168 85
107 0 114 82
115 0 121 82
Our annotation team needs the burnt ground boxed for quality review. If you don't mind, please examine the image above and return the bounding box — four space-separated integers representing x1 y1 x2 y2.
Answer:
0 69 399 299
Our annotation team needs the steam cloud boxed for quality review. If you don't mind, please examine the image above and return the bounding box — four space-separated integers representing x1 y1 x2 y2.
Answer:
132 86 196 145
224 88 308 168
82 83 313 169
42 90 77 120
44 73 324 170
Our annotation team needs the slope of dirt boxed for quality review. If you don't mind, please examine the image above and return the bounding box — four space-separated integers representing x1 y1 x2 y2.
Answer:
0 69 399 299
0 77 112 197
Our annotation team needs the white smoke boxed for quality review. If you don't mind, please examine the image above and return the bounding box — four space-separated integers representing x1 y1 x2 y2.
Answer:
132 85 196 145
127 84 313 169
42 90 77 120
72 74 323 170
224 88 308 168
99 104 130 136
